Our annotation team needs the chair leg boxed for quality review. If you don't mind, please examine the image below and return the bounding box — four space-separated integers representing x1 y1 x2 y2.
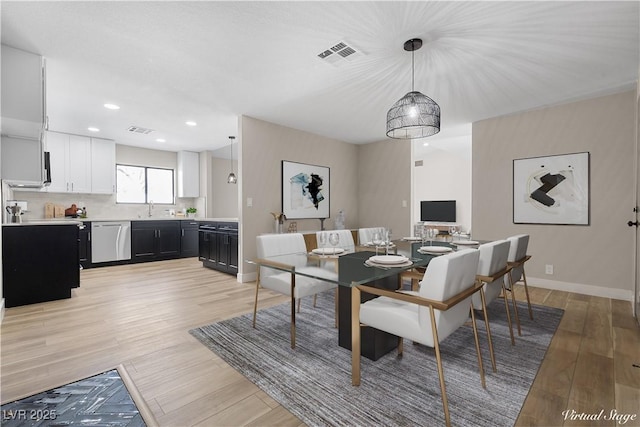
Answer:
501 283 515 346
429 306 451 427
398 337 404 356
522 269 534 320
469 302 486 389
297 298 301 313
252 269 261 328
508 272 522 336
479 289 496 373
313 294 317 308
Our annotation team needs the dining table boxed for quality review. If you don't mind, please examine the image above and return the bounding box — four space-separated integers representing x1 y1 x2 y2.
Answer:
249 237 480 385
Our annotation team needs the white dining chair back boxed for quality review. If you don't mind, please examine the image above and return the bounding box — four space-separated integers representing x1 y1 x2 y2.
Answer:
417 249 481 345
472 240 510 309
505 234 529 286
357 227 385 245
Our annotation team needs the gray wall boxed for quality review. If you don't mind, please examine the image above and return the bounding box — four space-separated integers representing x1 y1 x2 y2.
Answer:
472 90 636 299
238 116 411 280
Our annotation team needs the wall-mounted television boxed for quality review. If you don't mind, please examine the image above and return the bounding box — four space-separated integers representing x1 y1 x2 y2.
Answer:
420 200 456 222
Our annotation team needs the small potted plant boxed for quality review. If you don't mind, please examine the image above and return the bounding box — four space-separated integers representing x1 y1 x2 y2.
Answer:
186 207 197 218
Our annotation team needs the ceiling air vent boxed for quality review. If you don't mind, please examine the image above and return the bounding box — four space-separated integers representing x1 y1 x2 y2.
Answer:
127 126 154 135
317 40 362 66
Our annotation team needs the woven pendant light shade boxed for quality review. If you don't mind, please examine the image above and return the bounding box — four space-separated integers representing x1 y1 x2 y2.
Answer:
386 38 440 139
386 91 440 139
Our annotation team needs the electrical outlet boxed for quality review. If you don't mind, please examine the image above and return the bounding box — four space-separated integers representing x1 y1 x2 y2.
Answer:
247 197 253 207
545 264 554 275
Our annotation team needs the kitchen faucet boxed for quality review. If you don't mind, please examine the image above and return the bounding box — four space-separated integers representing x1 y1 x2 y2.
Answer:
148 200 154 217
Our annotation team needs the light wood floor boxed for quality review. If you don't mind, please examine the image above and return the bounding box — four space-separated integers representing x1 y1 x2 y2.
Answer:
1 258 638 426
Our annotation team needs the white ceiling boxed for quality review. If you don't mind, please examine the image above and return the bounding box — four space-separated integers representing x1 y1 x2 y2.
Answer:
1 1 638 156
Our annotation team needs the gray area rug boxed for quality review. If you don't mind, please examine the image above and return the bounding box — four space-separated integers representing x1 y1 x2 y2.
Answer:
190 292 563 427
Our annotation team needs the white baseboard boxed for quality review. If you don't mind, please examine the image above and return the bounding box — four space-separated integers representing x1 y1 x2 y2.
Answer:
0 298 4 324
528 276 633 302
238 272 257 283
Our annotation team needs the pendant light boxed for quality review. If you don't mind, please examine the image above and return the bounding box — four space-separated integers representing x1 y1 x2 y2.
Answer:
386 38 440 139
227 136 237 184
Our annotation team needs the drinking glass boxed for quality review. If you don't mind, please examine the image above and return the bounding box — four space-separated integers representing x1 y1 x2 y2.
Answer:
384 228 392 255
318 233 327 252
328 232 340 254
371 232 382 255
448 225 458 242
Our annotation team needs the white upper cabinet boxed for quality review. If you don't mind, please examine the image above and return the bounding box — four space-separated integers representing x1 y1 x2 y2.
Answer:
45 131 114 194
177 151 200 198
90 137 115 194
1 44 46 138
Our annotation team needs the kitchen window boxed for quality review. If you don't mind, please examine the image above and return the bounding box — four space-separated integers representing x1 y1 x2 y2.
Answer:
116 164 174 204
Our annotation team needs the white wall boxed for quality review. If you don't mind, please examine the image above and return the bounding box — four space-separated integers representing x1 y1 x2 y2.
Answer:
412 135 472 233
473 90 636 301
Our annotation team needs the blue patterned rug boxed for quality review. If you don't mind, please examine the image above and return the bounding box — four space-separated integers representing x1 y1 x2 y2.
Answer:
1 368 148 426
190 292 564 427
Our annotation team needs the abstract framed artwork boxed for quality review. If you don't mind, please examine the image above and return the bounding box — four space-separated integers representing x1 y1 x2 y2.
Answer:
282 160 330 219
513 152 590 225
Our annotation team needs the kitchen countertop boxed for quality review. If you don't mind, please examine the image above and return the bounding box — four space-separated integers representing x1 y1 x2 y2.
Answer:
4 217 238 226
3 220 83 226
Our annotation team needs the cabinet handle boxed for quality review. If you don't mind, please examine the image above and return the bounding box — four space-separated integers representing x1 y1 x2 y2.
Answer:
182 229 185 237
158 229 161 238
66 182 69 191
71 182 74 192
88 232 91 242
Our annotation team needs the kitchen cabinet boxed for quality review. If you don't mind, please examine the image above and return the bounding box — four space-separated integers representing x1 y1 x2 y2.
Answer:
131 220 180 262
90 138 116 194
46 131 91 193
79 221 92 269
46 131 114 194
2 224 79 308
200 221 238 275
1 134 45 185
180 220 199 257
177 151 200 197
1 44 46 139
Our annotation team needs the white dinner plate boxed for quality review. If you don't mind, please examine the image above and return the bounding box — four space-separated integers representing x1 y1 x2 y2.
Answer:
419 246 453 253
368 255 408 265
312 247 345 255
402 236 422 241
454 240 479 246
365 259 413 268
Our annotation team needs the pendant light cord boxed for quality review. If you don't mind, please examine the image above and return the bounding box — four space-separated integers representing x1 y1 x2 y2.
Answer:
411 40 415 92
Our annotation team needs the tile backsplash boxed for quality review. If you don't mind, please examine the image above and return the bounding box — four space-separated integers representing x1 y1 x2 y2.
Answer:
7 189 204 221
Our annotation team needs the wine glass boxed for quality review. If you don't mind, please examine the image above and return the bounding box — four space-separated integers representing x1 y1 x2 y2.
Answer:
384 228 392 255
328 232 340 254
318 233 327 253
448 225 457 242
371 231 382 255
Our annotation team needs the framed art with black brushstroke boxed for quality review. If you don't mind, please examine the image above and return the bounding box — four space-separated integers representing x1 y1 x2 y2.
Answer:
513 152 590 225
282 160 330 219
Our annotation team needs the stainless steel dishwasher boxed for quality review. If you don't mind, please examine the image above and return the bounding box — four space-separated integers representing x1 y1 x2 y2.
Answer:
91 221 132 263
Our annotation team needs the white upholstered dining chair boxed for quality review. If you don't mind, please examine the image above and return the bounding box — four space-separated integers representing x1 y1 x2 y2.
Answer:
253 233 337 348
357 249 484 427
471 240 513 371
357 227 385 246
504 234 533 336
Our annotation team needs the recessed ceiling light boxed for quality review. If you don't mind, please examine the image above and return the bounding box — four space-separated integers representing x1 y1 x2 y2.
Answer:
185 121 197 126
88 127 100 132
104 103 120 110
423 142 429 147
156 138 166 143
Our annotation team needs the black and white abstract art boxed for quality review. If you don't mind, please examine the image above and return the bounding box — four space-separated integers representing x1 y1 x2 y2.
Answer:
513 152 590 225
281 160 330 219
